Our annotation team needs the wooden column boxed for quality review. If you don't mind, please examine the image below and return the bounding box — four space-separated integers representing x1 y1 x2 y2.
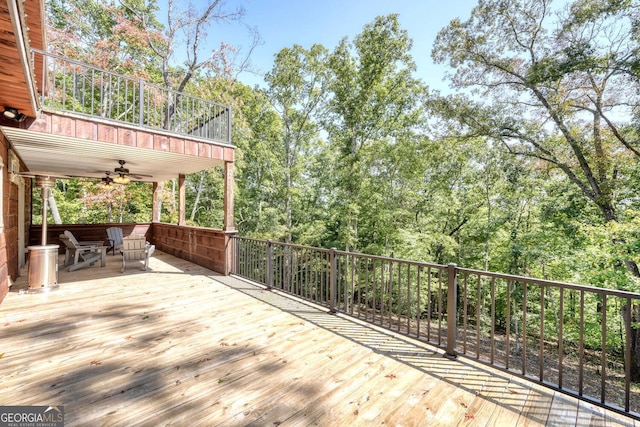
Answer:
223 161 234 231
178 174 186 226
152 182 160 223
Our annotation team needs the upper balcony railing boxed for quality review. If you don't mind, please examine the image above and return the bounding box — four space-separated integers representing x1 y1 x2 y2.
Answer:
231 236 640 421
32 49 232 145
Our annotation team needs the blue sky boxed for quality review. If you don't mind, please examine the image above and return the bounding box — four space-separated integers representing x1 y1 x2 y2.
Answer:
210 0 476 92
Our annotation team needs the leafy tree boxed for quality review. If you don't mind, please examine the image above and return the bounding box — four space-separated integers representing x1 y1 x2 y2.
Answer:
264 44 330 243
230 82 284 238
326 14 428 251
47 0 163 76
431 0 639 258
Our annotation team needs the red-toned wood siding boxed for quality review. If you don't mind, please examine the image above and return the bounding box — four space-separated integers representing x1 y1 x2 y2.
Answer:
0 131 31 303
27 113 234 162
151 223 235 274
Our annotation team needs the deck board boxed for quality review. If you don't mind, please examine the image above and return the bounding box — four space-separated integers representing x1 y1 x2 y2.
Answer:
1 250 638 426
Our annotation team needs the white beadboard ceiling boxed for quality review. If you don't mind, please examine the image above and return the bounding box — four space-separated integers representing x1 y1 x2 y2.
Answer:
1 126 223 182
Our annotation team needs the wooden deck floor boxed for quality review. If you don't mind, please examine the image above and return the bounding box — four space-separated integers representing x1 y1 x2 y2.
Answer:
1 251 638 426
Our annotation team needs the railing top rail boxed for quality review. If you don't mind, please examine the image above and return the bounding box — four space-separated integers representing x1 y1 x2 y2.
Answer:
458 266 640 299
33 48 138 83
33 49 231 111
235 237 332 253
234 236 269 245
272 241 332 253
234 235 640 299
333 248 445 269
233 236 446 268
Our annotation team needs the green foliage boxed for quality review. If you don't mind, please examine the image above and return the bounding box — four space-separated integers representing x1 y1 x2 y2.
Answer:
326 14 428 252
45 2 640 375
32 179 152 224
185 168 224 228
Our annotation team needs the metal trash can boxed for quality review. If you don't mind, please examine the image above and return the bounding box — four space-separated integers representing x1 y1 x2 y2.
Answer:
27 245 60 292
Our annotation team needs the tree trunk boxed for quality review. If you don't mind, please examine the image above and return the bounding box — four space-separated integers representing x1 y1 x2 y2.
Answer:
622 303 640 382
484 187 491 271
47 194 62 225
106 201 112 223
171 178 177 214
190 170 206 222
156 182 164 222
118 196 124 223
285 154 292 244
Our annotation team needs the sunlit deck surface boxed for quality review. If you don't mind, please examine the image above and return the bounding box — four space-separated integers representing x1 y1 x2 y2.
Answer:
2 251 638 426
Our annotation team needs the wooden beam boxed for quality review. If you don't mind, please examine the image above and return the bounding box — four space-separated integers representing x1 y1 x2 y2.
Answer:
178 174 186 226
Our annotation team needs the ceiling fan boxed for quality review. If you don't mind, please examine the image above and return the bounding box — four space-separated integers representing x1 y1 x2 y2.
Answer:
101 160 152 184
100 172 115 189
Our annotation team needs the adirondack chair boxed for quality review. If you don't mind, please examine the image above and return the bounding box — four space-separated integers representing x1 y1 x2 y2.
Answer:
120 235 153 272
63 230 104 247
59 233 107 272
106 227 124 255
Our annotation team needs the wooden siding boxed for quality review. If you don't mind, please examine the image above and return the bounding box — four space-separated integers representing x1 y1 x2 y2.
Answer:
0 131 31 303
27 112 234 163
1 134 10 302
1 252 638 426
151 223 234 274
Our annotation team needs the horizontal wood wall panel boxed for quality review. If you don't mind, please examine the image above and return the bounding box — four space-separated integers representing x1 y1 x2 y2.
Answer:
27 113 232 162
151 223 233 274
27 223 232 275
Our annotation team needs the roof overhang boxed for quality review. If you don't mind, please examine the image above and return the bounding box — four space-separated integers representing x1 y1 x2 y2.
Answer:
0 0 45 118
1 126 223 182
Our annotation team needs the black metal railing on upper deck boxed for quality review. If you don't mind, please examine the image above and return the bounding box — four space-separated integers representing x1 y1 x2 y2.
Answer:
32 49 232 144
230 236 640 421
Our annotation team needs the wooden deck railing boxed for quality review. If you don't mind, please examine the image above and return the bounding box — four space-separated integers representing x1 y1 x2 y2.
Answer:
230 236 640 420
32 49 232 144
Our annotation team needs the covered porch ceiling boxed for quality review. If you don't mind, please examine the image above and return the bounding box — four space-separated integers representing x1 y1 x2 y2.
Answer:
1 126 222 183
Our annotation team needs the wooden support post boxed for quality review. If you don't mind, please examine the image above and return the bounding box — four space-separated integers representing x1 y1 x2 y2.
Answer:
224 231 237 276
223 161 234 231
178 174 186 226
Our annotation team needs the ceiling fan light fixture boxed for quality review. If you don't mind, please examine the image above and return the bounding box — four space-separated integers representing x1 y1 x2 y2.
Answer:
100 173 114 189
113 174 130 184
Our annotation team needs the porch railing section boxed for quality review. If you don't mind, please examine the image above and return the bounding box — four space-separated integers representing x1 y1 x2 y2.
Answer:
231 236 640 420
32 49 232 144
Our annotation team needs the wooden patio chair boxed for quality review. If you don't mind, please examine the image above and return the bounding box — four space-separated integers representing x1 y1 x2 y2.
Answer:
120 235 152 272
106 226 124 255
59 233 107 272
63 230 105 249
